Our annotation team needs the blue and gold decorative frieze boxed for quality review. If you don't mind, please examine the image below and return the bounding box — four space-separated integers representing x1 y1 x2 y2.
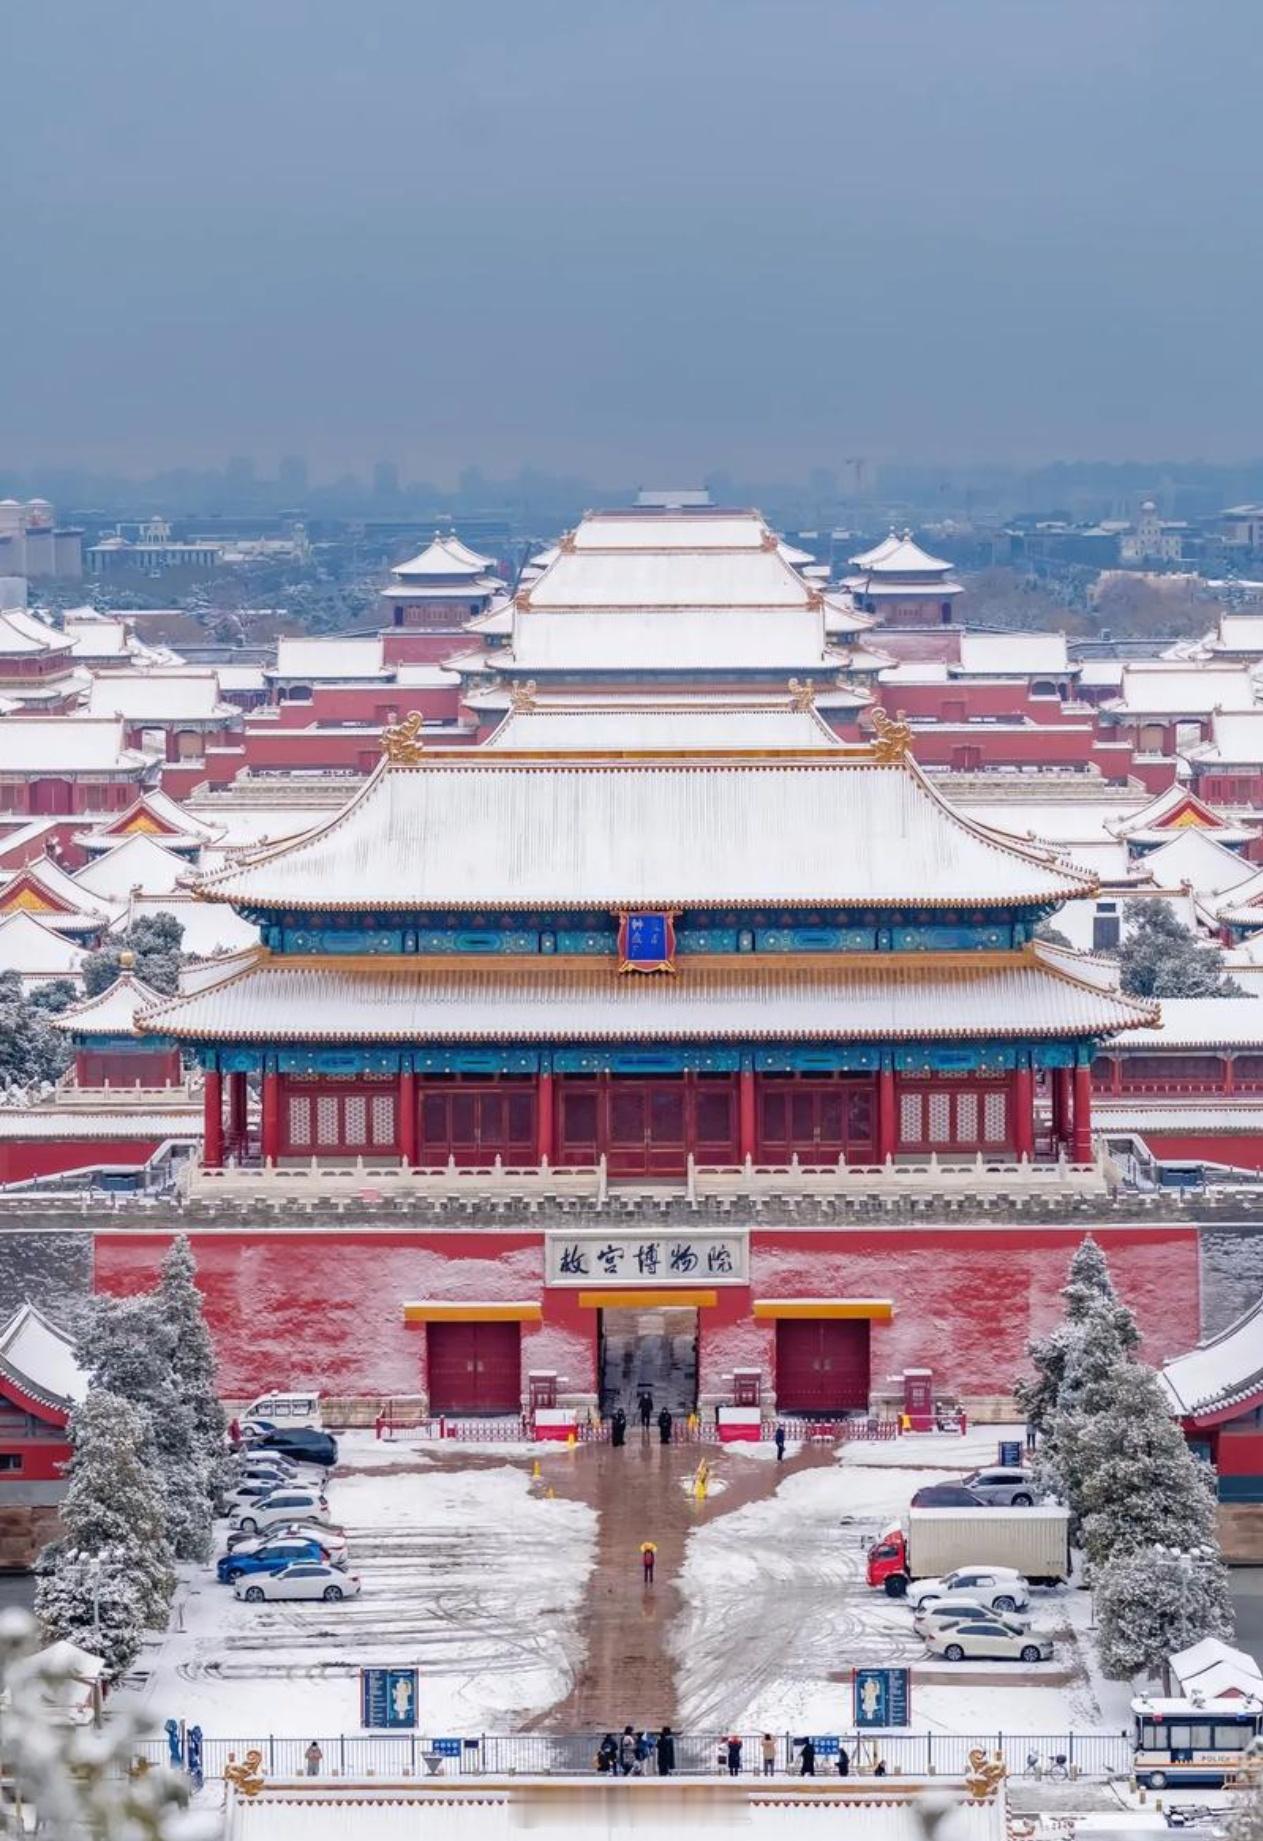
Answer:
758 928 877 953
415 930 539 954
891 925 1011 952
754 1046 881 1072
553 1048 742 1075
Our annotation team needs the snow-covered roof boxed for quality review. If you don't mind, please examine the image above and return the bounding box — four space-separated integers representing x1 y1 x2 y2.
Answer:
954 632 1071 677
848 532 953 575
1139 828 1257 898
0 718 156 774
195 753 1100 913
956 799 1143 845
1161 1293 1263 1422
60 615 131 660
0 608 72 659
1076 659 1127 689
1111 783 1243 836
74 834 189 901
1095 1099 1263 1131
0 910 87 978
573 512 769 551
120 890 260 959
1211 613 1263 653
391 533 496 579
0 855 115 932
271 637 387 681
53 969 165 1037
142 943 1153 1045
391 663 462 689
1191 709 1263 765
0 1302 86 1414
79 787 222 851
482 700 846 752
0 1109 198 1140
1119 996 1263 1050
84 671 235 722
491 607 844 674
214 665 268 693
1107 665 1259 717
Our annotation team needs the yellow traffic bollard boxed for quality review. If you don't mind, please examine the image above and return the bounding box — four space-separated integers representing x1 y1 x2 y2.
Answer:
531 1458 542 1481
545 1485 555 1499
566 1430 577 1451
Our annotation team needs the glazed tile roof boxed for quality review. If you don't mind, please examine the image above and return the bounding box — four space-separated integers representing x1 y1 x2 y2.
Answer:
482 701 846 751
1161 1294 1263 1421
195 755 1098 912
141 946 1155 1044
496 606 849 672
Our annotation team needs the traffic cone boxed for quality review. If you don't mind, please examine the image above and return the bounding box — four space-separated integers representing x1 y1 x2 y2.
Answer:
531 1458 541 1481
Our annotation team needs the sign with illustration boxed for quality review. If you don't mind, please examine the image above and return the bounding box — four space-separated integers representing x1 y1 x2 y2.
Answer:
360 1666 418 1729
545 1230 748 1287
853 1666 911 1728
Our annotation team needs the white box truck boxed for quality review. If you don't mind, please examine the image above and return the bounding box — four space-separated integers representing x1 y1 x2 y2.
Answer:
866 1504 1072 1595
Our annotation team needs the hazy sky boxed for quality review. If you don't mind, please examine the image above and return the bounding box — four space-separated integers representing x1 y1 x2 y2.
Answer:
3 0 1262 481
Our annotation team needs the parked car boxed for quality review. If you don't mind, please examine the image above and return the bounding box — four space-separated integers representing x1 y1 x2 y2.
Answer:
910 1484 986 1509
247 1427 338 1469
227 1476 294 1509
961 1468 1036 1507
217 1537 343 1585
230 1490 330 1536
913 1596 1031 1637
234 1562 360 1604
243 1391 323 1430
906 1566 1030 1614
926 1619 1052 1664
224 1519 346 1555
239 1457 298 1484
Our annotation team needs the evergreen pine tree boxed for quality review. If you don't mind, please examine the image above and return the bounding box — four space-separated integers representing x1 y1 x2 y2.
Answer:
1230 1777 1263 1841
1032 1292 1131 1527
1095 1544 1234 1680
156 1234 228 1480
1117 900 1243 998
47 1390 174 1628
1078 1361 1220 1569
1016 1235 1139 1431
33 1545 149 1680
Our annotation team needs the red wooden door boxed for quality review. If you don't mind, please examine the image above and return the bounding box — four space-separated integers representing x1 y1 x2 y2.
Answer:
427 1321 521 1414
557 1082 600 1165
775 1319 871 1414
758 1078 877 1165
417 1081 535 1166
607 1079 687 1177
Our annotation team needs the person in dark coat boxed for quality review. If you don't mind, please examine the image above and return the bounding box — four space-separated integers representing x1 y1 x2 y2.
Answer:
619 1726 637 1775
611 1408 627 1448
799 1737 816 1777
638 1390 653 1429
774 1424 786 1462
726 1735 743 1777
873 1758 887 1777
836 1745 850 1778
656 1726 676 1776
657 1407 673 1446
597 1733 617 1773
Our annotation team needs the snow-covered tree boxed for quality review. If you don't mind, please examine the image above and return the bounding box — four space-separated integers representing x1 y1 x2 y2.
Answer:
77 1291 214 1563
82 913 185 998
32 1545 149 1680
1117 900 1243 998
1230 1769 1263 1841
0 1605 199 1841
42 1389 174 1632
1032 1291 1132 1523
1095 1544 1234 1680
1016 1235 1139 1432
156 1235 228 1493
1078 1361 1220 1569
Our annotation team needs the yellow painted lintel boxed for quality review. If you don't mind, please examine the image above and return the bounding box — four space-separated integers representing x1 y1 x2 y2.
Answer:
576 1289 719 1310
752 1299 894 1322
402 1302 542 1324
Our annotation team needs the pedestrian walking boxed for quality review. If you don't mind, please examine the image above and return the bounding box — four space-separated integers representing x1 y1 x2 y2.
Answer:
657 1407 673 1446
596 1733 617 1774
656 1726 675 1776
611 1407 627 1448
619 1726 637 1775
304 1741 323 1778
799 1737 815 1777
640 1540 657 1584
774 1423 786 1462
836 1745 850 1778
726 1735 743 1778
761 1733 776 1777
638 1390 653 1429
634 1731 653 1774
228 1416 242 1447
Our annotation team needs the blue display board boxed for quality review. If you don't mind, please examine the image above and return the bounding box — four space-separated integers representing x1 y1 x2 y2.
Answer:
998 1439 1023 1467
360 1667 418 1729
853 1667 911 1728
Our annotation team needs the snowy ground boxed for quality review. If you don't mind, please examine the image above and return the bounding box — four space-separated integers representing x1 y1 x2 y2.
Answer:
112 1438 596 1740
670 1430 1135 1739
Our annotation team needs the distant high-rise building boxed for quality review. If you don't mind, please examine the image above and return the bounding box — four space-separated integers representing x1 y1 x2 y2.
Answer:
373 461 401 502
278 454 309 498
225 456 256 491
0 497 83 579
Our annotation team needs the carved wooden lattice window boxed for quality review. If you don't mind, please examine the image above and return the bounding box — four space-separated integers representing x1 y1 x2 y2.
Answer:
956 1092 979 1142
899 1092 922 1143
927 1092 952 1143
316 1096 339 1147
372 1094 396 1146
344 1095 368 1145
984 1092 1007 1143
288 1096 312 1148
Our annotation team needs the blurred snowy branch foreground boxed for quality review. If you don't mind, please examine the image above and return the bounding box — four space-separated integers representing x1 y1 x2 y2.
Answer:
0 1606 219 1841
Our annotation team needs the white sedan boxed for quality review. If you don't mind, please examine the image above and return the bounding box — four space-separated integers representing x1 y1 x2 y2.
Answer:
231 1491 330 1536
906 1566 1029 1614
926 1619 1052 1664
234 1562 361 1603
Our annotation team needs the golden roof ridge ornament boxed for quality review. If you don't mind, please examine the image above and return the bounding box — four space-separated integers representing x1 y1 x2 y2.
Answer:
787 678 815 712
509 678 538 712
869 705 913 763
381 710 426 764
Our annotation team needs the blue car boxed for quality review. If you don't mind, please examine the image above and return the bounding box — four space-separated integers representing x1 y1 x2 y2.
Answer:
217 1536 329 1585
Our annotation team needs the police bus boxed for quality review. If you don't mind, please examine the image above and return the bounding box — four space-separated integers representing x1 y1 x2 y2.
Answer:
1132 1697 1263 1789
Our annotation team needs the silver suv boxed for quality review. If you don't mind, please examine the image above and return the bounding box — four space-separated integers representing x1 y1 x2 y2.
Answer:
961 1466 1035 1506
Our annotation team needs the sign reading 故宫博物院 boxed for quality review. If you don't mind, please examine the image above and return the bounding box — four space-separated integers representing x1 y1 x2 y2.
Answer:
545 1230 748 1287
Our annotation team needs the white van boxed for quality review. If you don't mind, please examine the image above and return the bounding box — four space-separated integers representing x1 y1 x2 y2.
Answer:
243 1391 322 1430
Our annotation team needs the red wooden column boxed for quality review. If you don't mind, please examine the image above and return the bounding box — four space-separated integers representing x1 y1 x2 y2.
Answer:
202 1066 224 1169
1072 1055 1094 1164
877 1055 897 1163
1013 1055 1035 1162
1052 1065 1073 1152
227 1071 247 1157
738 1058 757 1163
537 1057 555 1165
261 1062 281 1165
399 1064 417 1167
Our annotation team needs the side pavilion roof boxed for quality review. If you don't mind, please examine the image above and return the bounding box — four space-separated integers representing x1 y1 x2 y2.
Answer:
194 750 1099 914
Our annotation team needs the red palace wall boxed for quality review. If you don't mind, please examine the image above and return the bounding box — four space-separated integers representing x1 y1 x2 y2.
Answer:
0 1137 167 1185
1138 1133 1263 1171
92 1222 1202 1405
